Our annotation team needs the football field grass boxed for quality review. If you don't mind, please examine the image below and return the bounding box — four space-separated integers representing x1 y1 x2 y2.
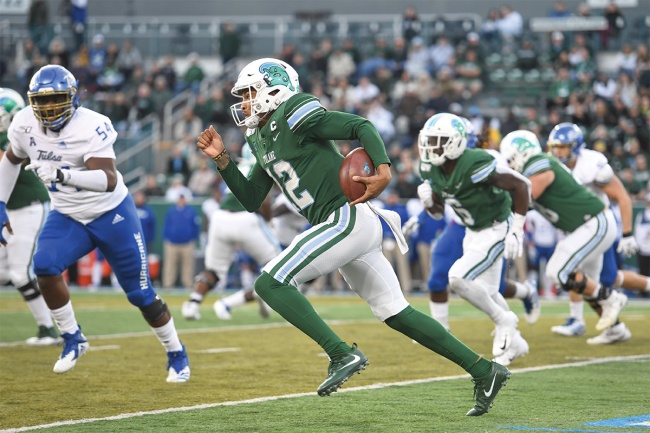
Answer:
0 289 648 433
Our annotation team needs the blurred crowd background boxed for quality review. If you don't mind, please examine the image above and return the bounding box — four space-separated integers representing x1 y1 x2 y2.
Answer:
1 0 649 291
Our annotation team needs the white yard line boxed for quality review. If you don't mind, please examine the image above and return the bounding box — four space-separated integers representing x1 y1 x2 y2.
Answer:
1 354 648 433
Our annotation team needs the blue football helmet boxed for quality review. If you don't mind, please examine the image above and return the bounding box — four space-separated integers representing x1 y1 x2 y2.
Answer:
460 116 477 149
28 65 79 131
546 122 584 164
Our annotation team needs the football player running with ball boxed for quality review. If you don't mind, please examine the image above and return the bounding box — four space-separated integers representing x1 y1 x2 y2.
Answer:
0 65 189 382
197 58 510 416
416 113 532 367
500 130 628 335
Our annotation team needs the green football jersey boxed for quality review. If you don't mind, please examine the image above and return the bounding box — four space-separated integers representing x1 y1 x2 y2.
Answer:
222 93 390 226
0 132 49 210
523 154 604 232
419 148 512 230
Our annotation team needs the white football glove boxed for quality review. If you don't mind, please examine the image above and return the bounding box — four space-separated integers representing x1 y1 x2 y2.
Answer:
25 162 68 184
617 234 638 258
504 213 526 260
417 181 434 208
402 215 419 238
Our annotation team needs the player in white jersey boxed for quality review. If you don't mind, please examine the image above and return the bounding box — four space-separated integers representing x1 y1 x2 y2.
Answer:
0 65 189 381
0 87 59 345
182 143 282 321
547 123 647 344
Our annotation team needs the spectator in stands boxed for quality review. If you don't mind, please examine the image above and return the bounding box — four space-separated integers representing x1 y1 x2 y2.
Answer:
102 91 131 134
547 67 574 110
391 37 409 77
352 76 381 110
618 71 638 109
327 46 356 81
219 22 241 65
151 75 174 118
465 32 486 66
601 2 626 50
165 174 193 203
455 49 483 99
330 77 356 113
116 39 143 81
68 0 88 53
173 107 203 142
162 194 199 289
549 1 570 18
404 37 431 77
143 174 165 197
167 144 191 182
188 157 218 197
134 82 155 121
549 31 568 64
88 33 107 81
591 98 618 128
429 36 455 75
616 43 638 76
481 8 501 51
633 153 650 186
496 4 524 42
178 53 205 94
47 37 70 68
620 168 645 198
342 38 362 65
634 193 650 276
15 38 40 92
401 6 422 44
27 0 50 54
365 97 395 144
292 52 311 93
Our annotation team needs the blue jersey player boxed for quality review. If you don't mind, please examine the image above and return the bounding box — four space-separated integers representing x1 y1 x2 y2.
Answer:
0 65 189 381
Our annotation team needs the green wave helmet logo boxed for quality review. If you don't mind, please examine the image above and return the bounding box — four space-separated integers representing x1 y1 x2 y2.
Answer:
450 118 466 137
259 62 296 92
512 137 536 151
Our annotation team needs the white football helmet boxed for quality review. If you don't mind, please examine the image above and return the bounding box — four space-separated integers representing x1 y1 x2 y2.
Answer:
230 58 300 128
499 130 542 173
418 113 468 166
0 88 26 133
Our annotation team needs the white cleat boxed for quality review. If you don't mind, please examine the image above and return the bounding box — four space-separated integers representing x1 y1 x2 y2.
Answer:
181 301 201 321
53 329 89 374
596 291 628 331
25 326 61 346
551 318 586 336
492 330 529 367
523 281 541 325
587 322 632 345
213 300 232 320
493 311 519 357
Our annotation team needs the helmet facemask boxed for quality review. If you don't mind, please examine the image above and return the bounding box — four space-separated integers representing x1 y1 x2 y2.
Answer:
29 90 77 131
418 113 467 166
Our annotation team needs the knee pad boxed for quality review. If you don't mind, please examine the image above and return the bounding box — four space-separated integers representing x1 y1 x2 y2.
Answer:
33 249 65 275
17 279 42 301
448 277 469 297
139 296 168 322
562 271 587 294
194 270 219 290
126 286 157 308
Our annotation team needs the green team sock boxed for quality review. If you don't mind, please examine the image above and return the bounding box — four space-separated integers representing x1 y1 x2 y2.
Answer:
255 272 351 358
385 306 491 378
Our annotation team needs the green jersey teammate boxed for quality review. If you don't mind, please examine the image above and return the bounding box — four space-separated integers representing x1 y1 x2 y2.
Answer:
0 87 58 345
197 58 510 416
417 112 531 365
500 130 628 333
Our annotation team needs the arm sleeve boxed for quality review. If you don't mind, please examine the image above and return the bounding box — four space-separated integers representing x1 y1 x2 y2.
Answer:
219 159 274 212
307 110 391 168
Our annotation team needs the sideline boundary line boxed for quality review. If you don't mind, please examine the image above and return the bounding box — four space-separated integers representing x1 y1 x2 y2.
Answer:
1 354 648 433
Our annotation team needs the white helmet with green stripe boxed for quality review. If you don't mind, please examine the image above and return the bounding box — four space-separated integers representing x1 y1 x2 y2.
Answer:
230 58 300 128
418 113 468 166
0 88 25 134
500 130 542 173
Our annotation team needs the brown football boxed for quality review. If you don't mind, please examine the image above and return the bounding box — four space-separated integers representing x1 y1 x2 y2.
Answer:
338 147 375 202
